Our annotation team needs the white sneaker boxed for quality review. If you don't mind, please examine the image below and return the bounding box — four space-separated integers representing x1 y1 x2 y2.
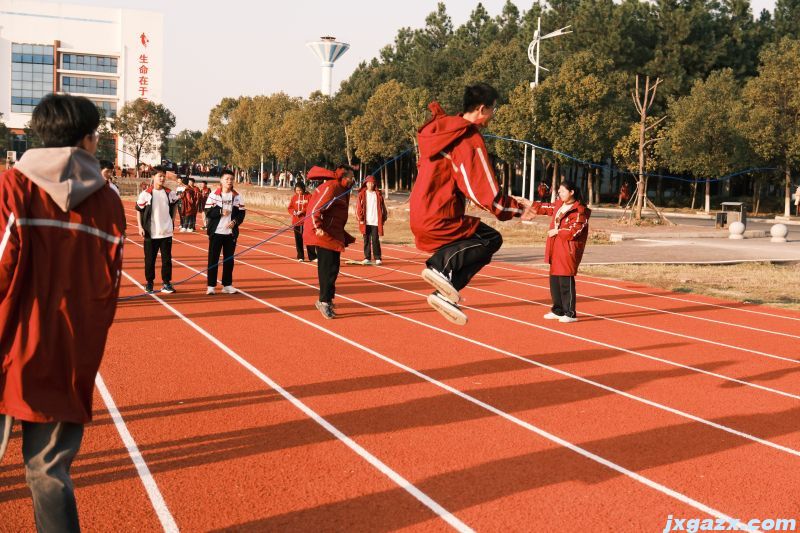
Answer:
221 285 237 294
559 315 578 323
427 292 468 326
375 259 382 265
206 286 215 295
543 312 561 320
362 258 371 265
188 229 195 233
421 268 460 304
312 258 318 264
179 227 186 232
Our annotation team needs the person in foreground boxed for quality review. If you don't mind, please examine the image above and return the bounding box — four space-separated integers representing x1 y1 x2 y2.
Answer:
0 94 126 532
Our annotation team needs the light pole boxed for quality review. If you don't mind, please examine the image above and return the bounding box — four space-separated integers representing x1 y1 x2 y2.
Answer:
527 17 571 200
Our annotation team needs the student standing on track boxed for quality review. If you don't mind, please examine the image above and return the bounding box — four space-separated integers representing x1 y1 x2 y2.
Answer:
0 94 126 533
198 181 211 229
357 175 388 265
523 179 591 323
410 83 530 325
136 168 179 294
303 165 356 319
205 172 246 295
288 181 317 262
180 177 200 233
99 159 120 195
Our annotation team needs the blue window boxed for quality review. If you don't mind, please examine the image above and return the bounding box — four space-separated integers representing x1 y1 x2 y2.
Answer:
10 43 53 112
61 53 118 74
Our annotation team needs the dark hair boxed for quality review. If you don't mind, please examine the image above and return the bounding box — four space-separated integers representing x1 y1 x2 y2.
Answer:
30 94 100 148
187 177 195 183
463 83 499 113
99 159 114 170
294 180 306 192
335 164 355 175
220 168 234 177
559 179 585 204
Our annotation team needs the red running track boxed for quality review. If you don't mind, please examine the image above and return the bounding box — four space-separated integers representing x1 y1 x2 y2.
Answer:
1 204 798 532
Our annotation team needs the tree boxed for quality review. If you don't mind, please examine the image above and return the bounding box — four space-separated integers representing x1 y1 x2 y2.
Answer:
630 75 664 220
527 52 629 205
0 113 9 154
95 108 117 163
223 97 258 170
351 80 429 190
659 69 754 212
774 0 800 39
196 131 225 166
741 38 800 217
114 98 175 175
252 92 300 168
613 116 663 204
172 129 202 163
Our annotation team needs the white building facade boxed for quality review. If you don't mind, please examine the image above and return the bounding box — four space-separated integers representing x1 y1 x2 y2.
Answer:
0 0 163 167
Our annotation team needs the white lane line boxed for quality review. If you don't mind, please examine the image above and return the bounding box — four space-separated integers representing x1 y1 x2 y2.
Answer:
489 262 800 324
120 208 797 365
159 235 800 461
228 230 800 401
232 214 800 327
95 373 179 532
335 245 800 365
118 262 472 533
133 236 760 531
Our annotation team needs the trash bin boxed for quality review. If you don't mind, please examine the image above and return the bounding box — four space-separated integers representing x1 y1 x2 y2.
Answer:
715 212 727 228
721 202 746 227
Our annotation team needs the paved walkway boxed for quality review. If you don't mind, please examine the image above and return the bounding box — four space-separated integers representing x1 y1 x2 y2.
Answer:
497 236 800 265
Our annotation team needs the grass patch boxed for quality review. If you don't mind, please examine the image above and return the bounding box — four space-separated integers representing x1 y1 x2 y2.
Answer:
581 262 800 310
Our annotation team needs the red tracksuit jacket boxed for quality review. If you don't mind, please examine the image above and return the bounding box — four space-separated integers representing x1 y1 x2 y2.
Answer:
356 187 388 236
288 192 312 227
532 199 591 276
410 101 524 252
0 147 125 423
302 178 355 252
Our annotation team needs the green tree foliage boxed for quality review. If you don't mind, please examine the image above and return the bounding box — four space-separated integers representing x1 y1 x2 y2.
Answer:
113 98 175 174
171 129 202 163
658 69 754 210
741 38 800 216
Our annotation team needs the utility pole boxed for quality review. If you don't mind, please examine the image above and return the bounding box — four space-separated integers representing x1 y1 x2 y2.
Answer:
527 17 571 201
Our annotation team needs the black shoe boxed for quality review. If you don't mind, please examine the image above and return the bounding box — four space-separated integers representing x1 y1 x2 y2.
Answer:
161 283 176 294
145 282 154 294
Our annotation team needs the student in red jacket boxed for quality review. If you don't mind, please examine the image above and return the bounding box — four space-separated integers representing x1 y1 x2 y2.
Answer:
180 177 200 232
303 165 356 319
198 181 211 229
356 175 388 265
288 181 317 262
0 94 125 532
410 83 529 325
523 179 591 323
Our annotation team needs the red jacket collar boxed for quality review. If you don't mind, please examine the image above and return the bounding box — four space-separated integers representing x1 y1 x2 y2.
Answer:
214 187 238 197
145 186 171 194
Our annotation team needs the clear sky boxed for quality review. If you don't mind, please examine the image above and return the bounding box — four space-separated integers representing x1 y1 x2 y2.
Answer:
72 0 778 132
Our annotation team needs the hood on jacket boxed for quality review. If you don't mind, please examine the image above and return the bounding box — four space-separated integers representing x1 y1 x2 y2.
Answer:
14 147 105 212
307 165 335 181
417 101 473 160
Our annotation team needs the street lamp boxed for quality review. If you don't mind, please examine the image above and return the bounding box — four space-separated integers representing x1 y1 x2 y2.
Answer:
525 17 571 201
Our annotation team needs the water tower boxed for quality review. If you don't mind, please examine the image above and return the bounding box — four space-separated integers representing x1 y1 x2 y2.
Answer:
306 36 350 96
